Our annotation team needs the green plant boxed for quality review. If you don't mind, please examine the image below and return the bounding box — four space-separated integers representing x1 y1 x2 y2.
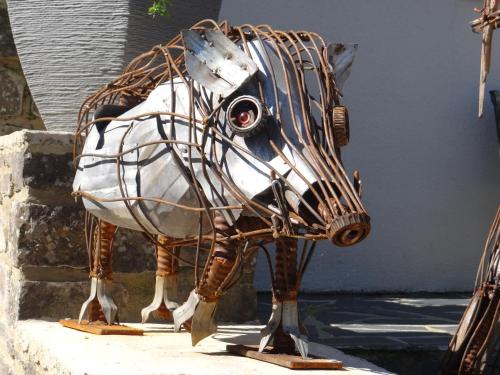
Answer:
148 0 172 17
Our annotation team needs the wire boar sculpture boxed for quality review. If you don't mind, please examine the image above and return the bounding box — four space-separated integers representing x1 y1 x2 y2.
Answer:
72 19 370 358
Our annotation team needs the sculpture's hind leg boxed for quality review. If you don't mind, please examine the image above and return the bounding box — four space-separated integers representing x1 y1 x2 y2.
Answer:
141 235 180 323
174 211 238 345
78 217 119 325
259 237 309 358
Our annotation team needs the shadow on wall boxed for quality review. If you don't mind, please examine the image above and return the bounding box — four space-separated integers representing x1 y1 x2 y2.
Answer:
0 0 44 135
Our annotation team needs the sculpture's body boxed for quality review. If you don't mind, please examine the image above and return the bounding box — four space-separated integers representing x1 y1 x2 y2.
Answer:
73 20 370 358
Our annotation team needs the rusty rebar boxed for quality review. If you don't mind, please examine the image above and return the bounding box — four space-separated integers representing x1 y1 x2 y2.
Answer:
156 235 179 277
90 220 117 279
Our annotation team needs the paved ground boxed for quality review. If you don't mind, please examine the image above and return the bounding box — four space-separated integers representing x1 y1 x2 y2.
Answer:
256 293 470 374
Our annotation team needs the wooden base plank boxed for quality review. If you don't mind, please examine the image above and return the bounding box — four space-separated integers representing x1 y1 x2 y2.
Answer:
226 344 343 370
59 319 143 336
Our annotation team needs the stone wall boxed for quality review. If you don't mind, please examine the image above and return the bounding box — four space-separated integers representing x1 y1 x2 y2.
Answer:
0 0 44 136
0 130 257 365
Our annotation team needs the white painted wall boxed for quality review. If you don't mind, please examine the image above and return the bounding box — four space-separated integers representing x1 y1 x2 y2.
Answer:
219 0 500 292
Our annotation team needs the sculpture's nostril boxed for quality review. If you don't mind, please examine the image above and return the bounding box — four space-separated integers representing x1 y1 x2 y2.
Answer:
346 230 359 241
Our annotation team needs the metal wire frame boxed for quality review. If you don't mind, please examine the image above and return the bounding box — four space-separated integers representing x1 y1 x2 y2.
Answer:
73 19 368 297
475 206 500 290
471 0 500 117
441 206 500 374
458 206 500 374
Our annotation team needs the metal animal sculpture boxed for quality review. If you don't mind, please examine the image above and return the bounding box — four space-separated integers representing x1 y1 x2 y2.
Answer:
73 19 371 358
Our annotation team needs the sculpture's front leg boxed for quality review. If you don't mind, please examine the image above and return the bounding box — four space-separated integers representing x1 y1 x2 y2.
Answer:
78 217 118 325
173 211 238 345
141 235 180 323
260 237 309 358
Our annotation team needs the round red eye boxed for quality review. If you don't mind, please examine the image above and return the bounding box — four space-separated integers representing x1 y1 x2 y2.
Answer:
226 95 267 137
238 111 250 126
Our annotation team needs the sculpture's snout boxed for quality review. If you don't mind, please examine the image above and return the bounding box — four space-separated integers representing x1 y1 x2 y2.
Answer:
328 212 370 247
316 197 370 247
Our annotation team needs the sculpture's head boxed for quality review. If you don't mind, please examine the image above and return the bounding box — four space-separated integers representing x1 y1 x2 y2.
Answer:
76 20 370 246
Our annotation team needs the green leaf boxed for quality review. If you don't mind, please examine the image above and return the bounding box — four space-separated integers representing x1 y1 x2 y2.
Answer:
148 0 172 17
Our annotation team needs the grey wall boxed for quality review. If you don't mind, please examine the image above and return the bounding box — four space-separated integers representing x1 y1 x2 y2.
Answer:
219 0 500 292
7 0 221 131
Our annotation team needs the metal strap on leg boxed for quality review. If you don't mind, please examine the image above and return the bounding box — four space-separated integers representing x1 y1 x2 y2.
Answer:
79 220 118 325
141 275 179 323
142 236 180 323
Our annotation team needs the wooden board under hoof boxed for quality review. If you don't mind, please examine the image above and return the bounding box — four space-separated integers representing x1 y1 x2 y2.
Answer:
59 319 143 336
226 344 343 370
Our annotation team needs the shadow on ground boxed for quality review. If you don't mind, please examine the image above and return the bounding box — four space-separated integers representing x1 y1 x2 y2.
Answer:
256 292 470 375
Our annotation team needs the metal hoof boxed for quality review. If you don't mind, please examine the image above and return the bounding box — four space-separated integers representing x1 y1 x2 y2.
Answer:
141 275 179 323
173 289 199 332
258 300 309 358
78 277 118 325
78 277 98 324
282 300 309 359
191 299 218 346
258 302 283 352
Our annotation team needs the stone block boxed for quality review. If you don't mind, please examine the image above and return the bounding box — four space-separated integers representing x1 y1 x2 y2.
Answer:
0 169 12 197
112 228 156 272
8 202 87 267
6 201 160 270
0 262 21 327
0 130 75 198
0 68 23 117
22 152 74 190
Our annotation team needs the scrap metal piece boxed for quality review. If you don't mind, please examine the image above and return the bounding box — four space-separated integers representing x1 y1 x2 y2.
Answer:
78 277 118 325
78 277 98 324
327 43 358 91
259 301 283 352
282 299 309 359
173 289 200 332
190 300 218 346
141 275 179 323
258 300 309 359
97 279 118 325
182 29 258 99
470 0 500 117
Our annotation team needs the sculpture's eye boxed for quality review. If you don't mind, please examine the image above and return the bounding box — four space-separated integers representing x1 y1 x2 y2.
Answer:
226 95 268 137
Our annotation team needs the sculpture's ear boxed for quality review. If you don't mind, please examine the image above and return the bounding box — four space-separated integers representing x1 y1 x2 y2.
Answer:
326 43 358 91
181 29 258 99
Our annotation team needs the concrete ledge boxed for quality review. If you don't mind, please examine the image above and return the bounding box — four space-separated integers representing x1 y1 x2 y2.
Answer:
8 320 392 375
